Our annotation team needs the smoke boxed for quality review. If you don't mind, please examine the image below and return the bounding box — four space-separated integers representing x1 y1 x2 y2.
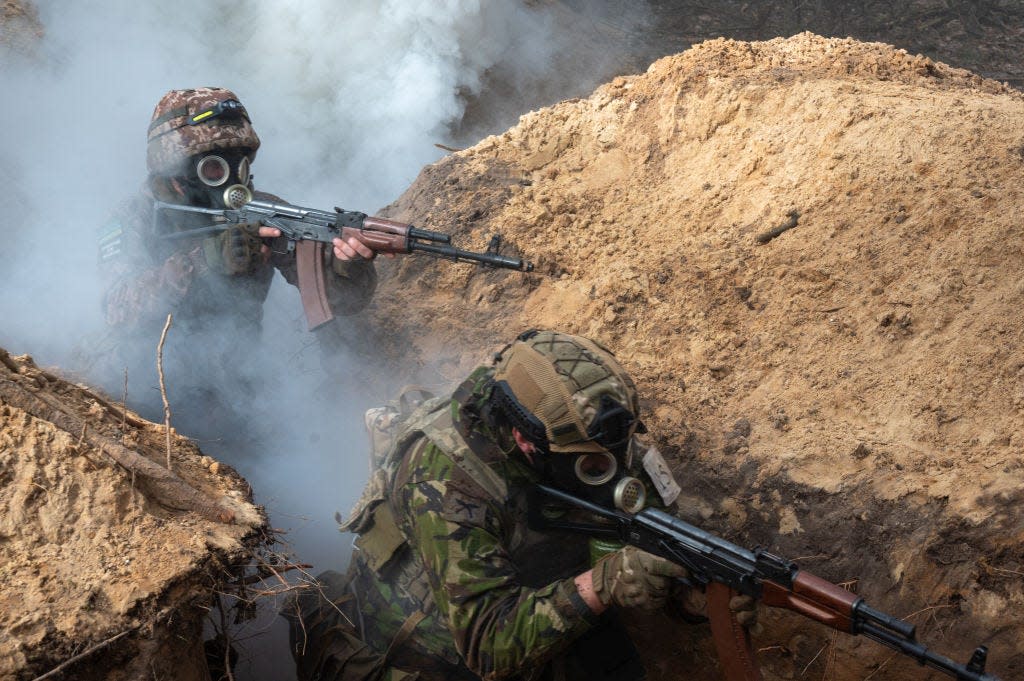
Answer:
0 1 652 678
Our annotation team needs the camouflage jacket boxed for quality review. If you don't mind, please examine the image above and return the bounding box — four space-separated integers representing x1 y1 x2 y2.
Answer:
97 185 377 335
340 368 644 681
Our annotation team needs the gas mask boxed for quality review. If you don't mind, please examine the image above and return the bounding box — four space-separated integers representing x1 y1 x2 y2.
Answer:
489 330 650 514
540 447 647 514
515 391 648 514
183 150 253 209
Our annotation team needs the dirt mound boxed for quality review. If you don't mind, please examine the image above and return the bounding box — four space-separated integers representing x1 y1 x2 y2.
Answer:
0 349 267 680
367 34 1024 680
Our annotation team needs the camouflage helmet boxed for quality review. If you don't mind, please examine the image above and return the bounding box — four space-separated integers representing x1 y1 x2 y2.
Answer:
146 87 260 177
491 330 645 456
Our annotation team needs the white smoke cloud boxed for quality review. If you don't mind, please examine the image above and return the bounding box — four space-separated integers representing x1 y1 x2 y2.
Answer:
0 1 652 677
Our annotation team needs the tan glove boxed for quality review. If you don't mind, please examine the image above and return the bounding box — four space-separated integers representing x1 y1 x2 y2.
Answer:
202 223 264 275
729 594 759 630
592 545 689 610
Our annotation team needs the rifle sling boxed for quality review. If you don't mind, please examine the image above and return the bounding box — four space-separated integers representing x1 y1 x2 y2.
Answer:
296 240 334 330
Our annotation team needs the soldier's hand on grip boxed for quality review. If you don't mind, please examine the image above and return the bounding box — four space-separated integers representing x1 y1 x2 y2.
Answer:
729 594 760 632
593 545 689 610
203 222 265 275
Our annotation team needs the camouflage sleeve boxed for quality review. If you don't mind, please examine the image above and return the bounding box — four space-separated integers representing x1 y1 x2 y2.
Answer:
396 443 595 680
326 256 377 315
98 195 201 329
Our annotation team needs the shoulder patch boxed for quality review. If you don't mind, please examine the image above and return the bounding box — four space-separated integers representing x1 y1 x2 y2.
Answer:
98 219 124 262
440 477 491 527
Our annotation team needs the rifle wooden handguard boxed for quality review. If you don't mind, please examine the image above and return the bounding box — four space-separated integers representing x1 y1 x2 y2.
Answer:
356 217 411 253
761 572 858 633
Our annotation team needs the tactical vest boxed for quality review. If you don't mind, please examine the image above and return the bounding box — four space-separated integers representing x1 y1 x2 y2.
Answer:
339 390 507 570
336 384 594 677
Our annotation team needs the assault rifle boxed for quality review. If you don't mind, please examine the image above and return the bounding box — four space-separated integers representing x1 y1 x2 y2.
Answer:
153 199 534 272
532 484 1000 681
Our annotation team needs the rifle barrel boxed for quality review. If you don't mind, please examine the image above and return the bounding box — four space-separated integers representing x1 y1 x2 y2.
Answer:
859 623 996 681
411 240 533 272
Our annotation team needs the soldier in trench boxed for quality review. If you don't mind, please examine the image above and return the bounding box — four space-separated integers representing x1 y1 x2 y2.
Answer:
93 87 383 436
288 329 758 680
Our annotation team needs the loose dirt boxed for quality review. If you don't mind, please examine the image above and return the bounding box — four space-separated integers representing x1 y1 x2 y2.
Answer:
0 350 268 680
364 33 1024 680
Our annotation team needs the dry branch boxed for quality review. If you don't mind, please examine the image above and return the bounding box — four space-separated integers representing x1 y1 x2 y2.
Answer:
121 367 128 430
755 209 801 244
157 313 173 470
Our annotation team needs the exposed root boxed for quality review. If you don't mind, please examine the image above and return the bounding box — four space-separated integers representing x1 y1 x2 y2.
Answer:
30 629 133 681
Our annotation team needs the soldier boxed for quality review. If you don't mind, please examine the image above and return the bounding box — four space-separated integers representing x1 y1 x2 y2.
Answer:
94 87 381 429
288 330 757 680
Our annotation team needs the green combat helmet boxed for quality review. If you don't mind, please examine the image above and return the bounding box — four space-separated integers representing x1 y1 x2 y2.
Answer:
146 86 260 178
491 329 648 512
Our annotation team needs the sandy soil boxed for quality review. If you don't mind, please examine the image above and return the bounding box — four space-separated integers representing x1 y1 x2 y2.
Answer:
0 350 268 680
364 33 1024 680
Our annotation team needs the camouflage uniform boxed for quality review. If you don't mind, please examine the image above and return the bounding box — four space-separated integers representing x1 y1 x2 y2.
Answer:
290 365 653 681
91 88 377 427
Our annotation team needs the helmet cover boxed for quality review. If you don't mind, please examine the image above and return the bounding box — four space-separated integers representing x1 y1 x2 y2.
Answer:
492 330 644 456
146 87 260 177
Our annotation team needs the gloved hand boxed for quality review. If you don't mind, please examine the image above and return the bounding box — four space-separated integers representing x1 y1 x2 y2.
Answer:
667 585 762 632
202 223 265 275
592 545 688 610
729 594 759 630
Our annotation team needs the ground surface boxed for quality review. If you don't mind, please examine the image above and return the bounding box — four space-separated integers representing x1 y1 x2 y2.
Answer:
365 33 1024 680
0 350 267 680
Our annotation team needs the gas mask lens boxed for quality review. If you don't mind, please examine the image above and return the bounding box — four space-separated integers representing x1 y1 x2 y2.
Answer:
237 156 250 185
196 155 230 187
573 452 618 486
568 451 646 513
